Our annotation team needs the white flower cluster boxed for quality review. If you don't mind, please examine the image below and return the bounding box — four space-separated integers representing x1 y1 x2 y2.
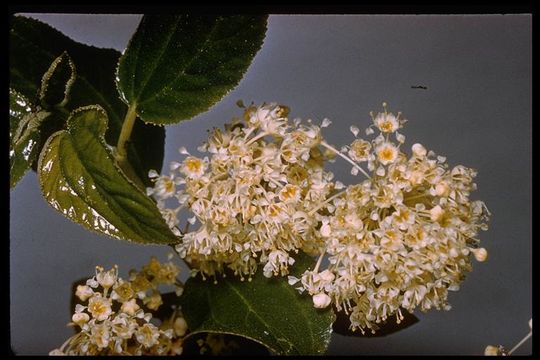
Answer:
149 103 335 280
149 102 490 333
50 258 187 355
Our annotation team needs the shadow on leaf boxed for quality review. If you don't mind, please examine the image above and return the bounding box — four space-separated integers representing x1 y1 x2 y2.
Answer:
183 332 270 356
332 307 419 337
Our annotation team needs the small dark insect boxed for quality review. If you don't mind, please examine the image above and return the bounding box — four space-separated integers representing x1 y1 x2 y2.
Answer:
411 85 428 90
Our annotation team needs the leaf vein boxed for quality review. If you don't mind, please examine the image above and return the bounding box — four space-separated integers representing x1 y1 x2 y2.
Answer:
137 17 223 106
225 281 295 354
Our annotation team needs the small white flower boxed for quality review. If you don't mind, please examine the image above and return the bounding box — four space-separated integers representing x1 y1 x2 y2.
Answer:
181 156 206 179
151 174 178 200
143 291 163 311
136 323 160 348
263 250 293 278
120 298 140 316
278 184 301 203
112 315 136 339
91 322 111 349
376 142 398 165
75 285 94 301
348 139 371 162
350 125 360 137
96 265 118 289
374 112 399 133
88 295 112 321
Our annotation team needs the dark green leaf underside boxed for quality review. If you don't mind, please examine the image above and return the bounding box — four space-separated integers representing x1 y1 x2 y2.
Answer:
116 14 268 124
180 252 335 355
38 106 179 244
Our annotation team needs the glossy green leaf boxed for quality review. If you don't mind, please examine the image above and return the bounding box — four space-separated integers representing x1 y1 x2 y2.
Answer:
180 252 335 355
10 89 46 188
116 15 268 125
10 15 164 186
38 106 179 244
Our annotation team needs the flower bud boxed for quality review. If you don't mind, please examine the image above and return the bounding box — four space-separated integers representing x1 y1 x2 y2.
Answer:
313 293 332 309
429 205 445 222
484 345 502 356
72 312 90 326
75 285 94 301
174 317 188 337
435 182 450 197
412 143 427 157
471 247 488 262
320 223 332 237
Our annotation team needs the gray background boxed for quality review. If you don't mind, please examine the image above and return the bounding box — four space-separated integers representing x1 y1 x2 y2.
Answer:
10 14 532 355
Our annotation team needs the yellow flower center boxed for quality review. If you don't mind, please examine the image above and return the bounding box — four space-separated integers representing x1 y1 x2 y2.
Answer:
291 131 308 145
185 158 202 173
395 208 410 223
378 146 397 163
165 178 175 193
268 204 282 217
114 282 134 301
379 120 394 133
89 298 110 319
385 230 398 241
280 185 298 201
350 140 370 159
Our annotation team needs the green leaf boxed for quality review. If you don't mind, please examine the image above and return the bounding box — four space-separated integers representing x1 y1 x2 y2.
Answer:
39 51 76 108
10 89 47 188
116 15 268 125
180 252 335 355
38 106 179 245
10 15 164 187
